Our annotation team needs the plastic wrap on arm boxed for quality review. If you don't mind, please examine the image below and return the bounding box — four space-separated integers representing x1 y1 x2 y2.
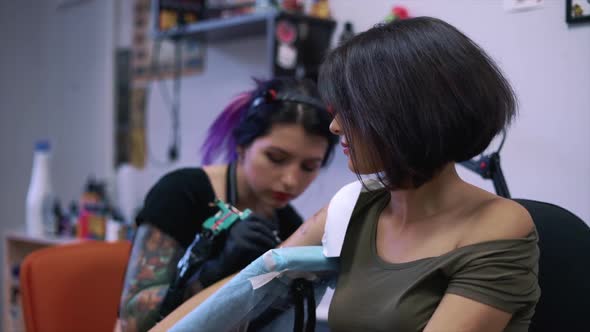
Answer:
169 246 338 332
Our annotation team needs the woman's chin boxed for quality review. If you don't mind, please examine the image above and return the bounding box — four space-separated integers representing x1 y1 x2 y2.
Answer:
267 197 290 210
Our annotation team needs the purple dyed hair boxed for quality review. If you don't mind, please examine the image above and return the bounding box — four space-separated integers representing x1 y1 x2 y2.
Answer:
201 90 253 165
200 77 337 167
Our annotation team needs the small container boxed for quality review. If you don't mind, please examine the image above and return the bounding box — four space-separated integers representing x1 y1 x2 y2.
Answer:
106 219 122 242
25 140 55 236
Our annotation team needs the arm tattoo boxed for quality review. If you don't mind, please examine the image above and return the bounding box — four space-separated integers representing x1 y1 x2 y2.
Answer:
119 224 184 332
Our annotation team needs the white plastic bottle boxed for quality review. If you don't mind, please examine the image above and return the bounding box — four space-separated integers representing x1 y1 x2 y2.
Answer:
25 140 54 237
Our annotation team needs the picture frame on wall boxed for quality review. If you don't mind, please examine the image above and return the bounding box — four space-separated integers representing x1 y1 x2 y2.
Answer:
566 0 590 24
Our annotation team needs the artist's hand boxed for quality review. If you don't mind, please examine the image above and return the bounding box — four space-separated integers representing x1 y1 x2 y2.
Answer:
197 214 280 287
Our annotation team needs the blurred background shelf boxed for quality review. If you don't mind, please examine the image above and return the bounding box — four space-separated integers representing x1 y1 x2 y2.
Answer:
153 9 278 42
149 5 336 84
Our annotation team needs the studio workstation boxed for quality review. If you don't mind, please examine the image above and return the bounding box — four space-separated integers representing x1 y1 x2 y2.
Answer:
1 1 589 331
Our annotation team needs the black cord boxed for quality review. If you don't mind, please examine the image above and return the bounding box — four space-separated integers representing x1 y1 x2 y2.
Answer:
304 280 316 332
291 279 316 332
169 38 182 161
147 6 210 165
147 38 183 165
146 39 173 167
292 280 304 332
496 129 507 154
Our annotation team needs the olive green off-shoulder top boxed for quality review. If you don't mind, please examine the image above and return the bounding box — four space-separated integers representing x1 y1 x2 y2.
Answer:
329 189 540 332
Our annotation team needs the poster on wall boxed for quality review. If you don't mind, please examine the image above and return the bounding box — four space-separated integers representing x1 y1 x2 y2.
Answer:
567 0 590 24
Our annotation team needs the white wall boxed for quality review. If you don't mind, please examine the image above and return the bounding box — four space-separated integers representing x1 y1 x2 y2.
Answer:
139 1 590 222
0 0 116 227
0 0 115 323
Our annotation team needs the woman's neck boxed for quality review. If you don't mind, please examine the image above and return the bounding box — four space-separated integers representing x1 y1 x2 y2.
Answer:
386 163 465 226
233 162 274 218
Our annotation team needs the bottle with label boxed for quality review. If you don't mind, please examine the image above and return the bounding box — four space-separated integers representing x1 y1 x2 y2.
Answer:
25 140 55 237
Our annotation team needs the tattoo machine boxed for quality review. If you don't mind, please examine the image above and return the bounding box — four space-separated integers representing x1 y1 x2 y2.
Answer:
159 199 252 320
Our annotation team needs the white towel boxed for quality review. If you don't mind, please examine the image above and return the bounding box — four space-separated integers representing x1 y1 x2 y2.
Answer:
322 179 383 257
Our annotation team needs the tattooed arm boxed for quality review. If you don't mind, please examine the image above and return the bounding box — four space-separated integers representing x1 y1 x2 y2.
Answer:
118 224 185 332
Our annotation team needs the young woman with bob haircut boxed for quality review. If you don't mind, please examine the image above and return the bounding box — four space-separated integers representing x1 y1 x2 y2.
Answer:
282 16 540 332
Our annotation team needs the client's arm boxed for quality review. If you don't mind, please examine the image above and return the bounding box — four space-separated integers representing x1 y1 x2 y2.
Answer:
280 205 328 247
149 274 235 331
148 205 329 331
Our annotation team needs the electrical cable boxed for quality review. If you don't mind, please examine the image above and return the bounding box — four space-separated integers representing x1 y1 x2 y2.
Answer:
145 39 171 167
145 6 208 166
146 38 183 166
496 128 507 154
169 38 182 162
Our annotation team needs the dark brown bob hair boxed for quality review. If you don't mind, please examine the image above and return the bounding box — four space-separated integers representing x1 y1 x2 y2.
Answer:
318 17 516 190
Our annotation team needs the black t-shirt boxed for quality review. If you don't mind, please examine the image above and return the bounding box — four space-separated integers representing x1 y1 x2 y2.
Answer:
136 168 303 248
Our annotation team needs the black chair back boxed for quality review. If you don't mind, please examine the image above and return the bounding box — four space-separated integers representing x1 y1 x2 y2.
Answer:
514 199 590 332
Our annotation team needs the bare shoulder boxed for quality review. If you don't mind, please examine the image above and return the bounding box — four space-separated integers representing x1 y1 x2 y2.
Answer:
459 195 535 247
202 164 228 199
202 164 227 180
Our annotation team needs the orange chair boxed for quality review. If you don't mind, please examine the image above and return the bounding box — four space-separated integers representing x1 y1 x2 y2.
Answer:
20 241 131 332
